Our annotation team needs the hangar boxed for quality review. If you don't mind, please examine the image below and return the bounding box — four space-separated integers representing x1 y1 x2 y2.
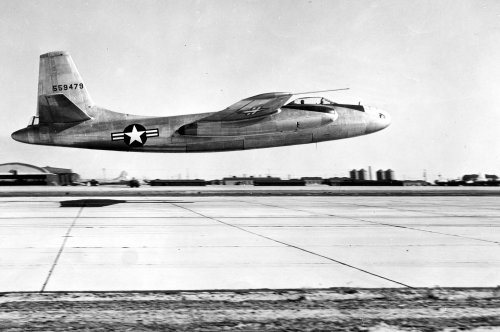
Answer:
0 163 79 186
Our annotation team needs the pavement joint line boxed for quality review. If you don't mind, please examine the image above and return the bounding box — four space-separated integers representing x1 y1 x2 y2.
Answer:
171 203 413 288
244 200 500 246
40 206 84 293
349 202 482 217
328 200 500 218
338 203 500 245
355 218 500 245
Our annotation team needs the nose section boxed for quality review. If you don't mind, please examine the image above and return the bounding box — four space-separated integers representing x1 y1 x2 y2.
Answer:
11 128 28 143
365 107 391 133
376 109 391 128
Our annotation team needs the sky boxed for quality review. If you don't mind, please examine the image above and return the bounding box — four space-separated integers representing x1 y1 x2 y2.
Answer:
1 0 499 180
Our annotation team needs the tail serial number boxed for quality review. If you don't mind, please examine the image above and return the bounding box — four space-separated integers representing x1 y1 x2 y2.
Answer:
52 83 84 92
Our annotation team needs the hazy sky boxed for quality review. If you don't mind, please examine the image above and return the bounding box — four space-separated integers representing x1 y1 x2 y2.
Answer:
1 0 499 180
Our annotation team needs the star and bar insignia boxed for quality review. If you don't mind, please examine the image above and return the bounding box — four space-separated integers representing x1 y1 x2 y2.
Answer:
241 106 264 116
111 124 159 147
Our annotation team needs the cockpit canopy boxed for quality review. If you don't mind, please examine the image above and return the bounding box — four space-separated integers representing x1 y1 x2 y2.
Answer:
28 116 39 126
288 97 336 105
285 96 365 112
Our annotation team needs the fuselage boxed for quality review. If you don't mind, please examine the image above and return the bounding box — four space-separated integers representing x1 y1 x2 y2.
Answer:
12 51 391 152
12 102 391 152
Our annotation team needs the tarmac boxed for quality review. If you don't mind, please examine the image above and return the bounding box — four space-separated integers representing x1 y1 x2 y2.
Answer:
1 189 500 292
3 185 500 196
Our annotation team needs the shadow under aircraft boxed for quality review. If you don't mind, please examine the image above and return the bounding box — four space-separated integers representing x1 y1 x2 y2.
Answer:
60 199 192 208
12 51 390 152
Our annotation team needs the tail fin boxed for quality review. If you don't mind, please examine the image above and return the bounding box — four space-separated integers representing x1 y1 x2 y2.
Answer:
37 51 93 123
113 171 129 181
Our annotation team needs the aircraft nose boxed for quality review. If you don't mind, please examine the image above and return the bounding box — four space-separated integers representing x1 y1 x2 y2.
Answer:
366 107 391 133
11 128 28 143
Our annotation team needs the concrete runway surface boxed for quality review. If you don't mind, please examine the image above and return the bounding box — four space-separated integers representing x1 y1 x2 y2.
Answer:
1 195 500 292
3 185 500 197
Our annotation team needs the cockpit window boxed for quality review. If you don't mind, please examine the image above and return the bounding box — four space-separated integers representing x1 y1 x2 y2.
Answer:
289 97 336 105
285 96 365 112
28 116 39 126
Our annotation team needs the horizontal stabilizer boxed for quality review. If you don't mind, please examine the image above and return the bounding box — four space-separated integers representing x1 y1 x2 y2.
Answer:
38 94 92 123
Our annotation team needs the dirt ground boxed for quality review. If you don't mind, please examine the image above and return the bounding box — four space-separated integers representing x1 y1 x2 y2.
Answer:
1 288 499 331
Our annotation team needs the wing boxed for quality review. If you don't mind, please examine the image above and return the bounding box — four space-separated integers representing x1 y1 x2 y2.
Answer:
199 92 293 122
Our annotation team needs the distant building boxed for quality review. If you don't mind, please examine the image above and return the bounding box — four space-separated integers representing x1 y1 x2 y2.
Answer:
384 169 395 181
462 174 479 182
149 179 206 186
300 177 324 185
44 166 80 185
349 169 368 181
345 168 402 184
222 176 258 185
463 174 499 182
253 178 305 186
324 177 351 186
358 169 368 181
222 176 281 185
0 162 79 186
208 179 222 185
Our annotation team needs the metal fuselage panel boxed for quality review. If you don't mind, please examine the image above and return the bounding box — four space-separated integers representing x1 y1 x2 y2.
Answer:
13 106 372 153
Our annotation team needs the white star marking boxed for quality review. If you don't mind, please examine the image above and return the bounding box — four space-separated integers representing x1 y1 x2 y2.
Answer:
125 125 145 144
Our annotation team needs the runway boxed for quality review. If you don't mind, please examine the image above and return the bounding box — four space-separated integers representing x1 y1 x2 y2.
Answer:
1 195 500 292
3 185 500 197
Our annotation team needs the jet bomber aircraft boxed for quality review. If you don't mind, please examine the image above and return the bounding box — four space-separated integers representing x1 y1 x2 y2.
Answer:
12 51 390 152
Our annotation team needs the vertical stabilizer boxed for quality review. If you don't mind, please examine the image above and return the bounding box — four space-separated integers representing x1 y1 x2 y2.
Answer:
37 51 93 121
